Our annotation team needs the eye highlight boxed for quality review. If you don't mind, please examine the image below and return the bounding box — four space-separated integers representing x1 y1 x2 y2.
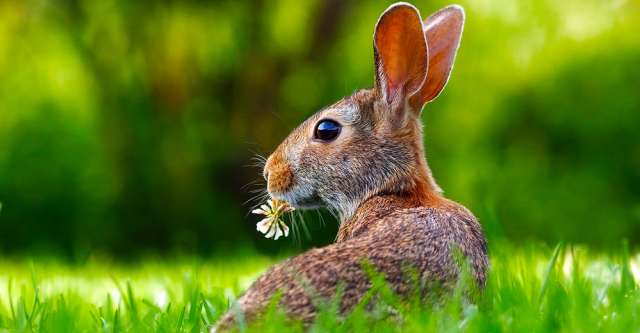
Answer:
314 119 342 141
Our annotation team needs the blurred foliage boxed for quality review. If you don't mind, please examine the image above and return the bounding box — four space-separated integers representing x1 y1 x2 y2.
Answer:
0 0 639 256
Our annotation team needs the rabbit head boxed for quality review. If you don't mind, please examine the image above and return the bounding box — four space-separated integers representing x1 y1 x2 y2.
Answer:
263 3 465 219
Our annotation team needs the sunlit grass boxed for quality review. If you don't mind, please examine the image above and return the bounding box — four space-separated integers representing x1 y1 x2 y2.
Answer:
0 242 638 332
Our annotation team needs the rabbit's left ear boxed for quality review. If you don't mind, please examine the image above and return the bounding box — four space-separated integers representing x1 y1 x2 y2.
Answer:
374 3 428 116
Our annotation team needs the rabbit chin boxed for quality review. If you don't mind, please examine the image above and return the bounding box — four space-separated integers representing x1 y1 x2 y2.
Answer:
270 185 323 210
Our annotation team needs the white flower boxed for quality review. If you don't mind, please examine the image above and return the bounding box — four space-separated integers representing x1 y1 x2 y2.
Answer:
252 199 293 240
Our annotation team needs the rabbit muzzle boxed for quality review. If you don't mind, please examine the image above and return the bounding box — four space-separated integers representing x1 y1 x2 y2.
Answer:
264 150 294 196
264 149 324 209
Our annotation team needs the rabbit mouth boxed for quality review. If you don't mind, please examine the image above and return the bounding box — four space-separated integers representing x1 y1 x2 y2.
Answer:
292 193 323 209
271 186 323 209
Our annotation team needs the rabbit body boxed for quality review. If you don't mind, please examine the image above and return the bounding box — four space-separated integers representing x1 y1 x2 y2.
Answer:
216 195 487 328
214 3 488 331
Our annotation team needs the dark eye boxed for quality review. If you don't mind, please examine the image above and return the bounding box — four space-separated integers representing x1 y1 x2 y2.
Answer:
314 119 342 141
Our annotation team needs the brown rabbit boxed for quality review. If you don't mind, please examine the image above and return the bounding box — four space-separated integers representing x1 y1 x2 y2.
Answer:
214 3 488 331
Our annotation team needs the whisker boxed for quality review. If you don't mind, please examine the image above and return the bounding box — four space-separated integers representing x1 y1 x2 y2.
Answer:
248 187 267 194
327 207 340 223
250 156 267 165
289 212 302 247
248 151 268 167
241 179 263 190
243 192 266 207
297 211 312 241
244 192 271 217
317 210 326 228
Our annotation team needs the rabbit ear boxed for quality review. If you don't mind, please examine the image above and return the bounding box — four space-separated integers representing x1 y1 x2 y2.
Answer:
374 3 428 115
410 5 464 110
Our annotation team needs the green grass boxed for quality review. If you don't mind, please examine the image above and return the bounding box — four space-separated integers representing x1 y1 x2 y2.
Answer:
0 243 639 332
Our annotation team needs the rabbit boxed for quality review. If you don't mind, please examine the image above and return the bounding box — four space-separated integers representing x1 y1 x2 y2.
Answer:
213 2 488 331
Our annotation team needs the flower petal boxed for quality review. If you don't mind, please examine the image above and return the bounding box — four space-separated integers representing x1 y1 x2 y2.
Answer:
260 204 270 212
252 208 266 215
256 218 272 234
274 226 284 240
265 224 277 238
280 221 289 237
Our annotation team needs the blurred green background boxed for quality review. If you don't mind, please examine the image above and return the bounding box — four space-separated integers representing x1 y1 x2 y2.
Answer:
0 0 639 258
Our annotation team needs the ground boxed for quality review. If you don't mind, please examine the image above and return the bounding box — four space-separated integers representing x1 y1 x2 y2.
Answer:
0 242 639 332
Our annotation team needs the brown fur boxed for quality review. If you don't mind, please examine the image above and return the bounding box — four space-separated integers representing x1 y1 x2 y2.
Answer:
213 3 488 331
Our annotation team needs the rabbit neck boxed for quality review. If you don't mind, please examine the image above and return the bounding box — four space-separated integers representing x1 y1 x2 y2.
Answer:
336 168 449 243
376 115 445 207
335 118 448 241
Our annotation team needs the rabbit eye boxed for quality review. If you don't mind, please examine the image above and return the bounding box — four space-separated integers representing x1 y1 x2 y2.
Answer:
314 119 341 141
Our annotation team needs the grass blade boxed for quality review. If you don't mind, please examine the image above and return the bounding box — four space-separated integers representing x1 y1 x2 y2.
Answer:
538 242 564 304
